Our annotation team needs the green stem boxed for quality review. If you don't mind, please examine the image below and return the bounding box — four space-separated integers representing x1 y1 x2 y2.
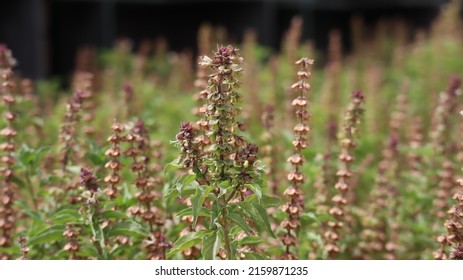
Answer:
25 168 38 211
220 209 233 260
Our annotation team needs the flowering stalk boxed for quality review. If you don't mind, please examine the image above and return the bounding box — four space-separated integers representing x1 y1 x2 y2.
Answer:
280 58 314 260
325 91 364 258
59 91 84 172
104 120 124 199
79 167 108 259
126 121 171 259
434 112 463 260
200 46 245 259
358 84 407 259
429 78 461 227
433 161 456 220
0 45 18 259
429 77 461 157
73 72 95 137
171 46 271 260
406 116 424 175
176 122 202 259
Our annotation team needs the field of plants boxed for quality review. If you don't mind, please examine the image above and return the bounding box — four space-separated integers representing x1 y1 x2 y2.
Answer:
0 1 463 260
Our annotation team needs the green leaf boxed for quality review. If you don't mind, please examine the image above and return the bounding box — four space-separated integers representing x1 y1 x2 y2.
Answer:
306 232 323 246
227 212 251 235
262 194 280 207
23 208 44 222
100 210 128 220
107 221 150 238
176 207 210 218
79 243 99 258
236 202 275 238
85 141 106 165
17 145 51 170
245 184 262 200
316 213 336 223
236 236 263 246
167 231 205 258
86 153 106 166
49 208 80 224
218 181 231 197
300 212 318 226
33 146 52 168
181 174 197 189
11 176 25 188
210 200 220 229
40 175 61 187
28 225 66 246
164 158 183 174
14 201 43 222
251 202 275 237
191 185 214 229
202 230 220 260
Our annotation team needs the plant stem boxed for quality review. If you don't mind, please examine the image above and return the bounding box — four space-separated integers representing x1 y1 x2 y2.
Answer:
25 168 38 210
220 208 233 260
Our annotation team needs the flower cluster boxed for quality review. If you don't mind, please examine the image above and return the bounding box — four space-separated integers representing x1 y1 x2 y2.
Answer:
80 167 99 194
325 90 364 258
176 122 200 169
280 57 314 260
197 45 247 185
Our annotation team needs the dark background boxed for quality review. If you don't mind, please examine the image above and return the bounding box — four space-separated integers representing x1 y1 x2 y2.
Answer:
0 0 456 79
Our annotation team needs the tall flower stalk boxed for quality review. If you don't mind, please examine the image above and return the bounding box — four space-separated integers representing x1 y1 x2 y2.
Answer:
170 45 272 260
434 111 463 260
0 45 17 259
104 120 124 199
280 57 314 260
325 91 364 258
126 121 171 259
